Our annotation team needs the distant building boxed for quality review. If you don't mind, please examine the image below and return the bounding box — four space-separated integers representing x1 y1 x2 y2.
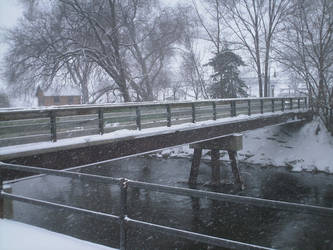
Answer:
0 92 10 108
36 86 81 106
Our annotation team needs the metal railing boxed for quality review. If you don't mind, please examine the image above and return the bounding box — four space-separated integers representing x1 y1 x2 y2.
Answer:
0 97 308 147
1 161 332 249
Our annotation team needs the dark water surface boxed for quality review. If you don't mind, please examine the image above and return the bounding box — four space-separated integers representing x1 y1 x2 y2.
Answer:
8 156 333 250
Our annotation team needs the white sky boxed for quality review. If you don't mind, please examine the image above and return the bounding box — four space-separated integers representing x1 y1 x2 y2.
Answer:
0 0 24 89
0 0 184 90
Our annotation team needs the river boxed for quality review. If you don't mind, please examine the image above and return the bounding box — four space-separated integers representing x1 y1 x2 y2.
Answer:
7 156 333 249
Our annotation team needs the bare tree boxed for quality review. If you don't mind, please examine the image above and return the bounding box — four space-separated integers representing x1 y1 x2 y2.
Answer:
276 0 333 131
122 3 187 101
180 9 209 100
192 0 225 54
3 1 109 103
4 0 187 103
219 0 290 97
57 0 186 101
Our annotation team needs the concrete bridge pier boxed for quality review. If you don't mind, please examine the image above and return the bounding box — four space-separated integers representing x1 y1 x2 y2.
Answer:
189 134 244 189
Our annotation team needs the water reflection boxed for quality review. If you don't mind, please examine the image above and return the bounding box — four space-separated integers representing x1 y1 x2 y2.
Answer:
8 157 333 249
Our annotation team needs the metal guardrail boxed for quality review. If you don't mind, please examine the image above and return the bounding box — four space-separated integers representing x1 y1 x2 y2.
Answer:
0 97 308 147
1 161 333 249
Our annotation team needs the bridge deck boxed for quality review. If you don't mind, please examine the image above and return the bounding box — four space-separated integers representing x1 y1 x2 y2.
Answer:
0 109 312 171
0 97 307 147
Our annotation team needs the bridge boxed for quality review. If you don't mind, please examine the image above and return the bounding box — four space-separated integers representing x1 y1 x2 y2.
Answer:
2 96 329 250
0 97 311 171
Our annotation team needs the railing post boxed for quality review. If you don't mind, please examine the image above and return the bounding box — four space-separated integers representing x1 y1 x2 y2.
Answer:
166 104 171 127
248 100 251 116
271 99 275 113
98 108 104 135
119 178 128 250
297 98 300 110
212 102 217 121
230 101 236 117
290 98 293 110
192 103 196 123
234 101 237 116
260 99 264 114
281 99 285 112
136 106 141 130
50 111 57 142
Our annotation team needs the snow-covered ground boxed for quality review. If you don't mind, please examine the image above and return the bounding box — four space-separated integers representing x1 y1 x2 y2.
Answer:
155 118 333 173
0 219 117 250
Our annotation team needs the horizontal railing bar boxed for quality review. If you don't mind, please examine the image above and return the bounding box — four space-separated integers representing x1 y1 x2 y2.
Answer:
2 190 272 249
0 162 121 185
0 97 307 121
126 218 273 250
127 180 333 217
1 191 120 223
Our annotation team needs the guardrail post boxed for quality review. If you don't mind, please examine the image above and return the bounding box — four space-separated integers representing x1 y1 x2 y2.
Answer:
50 111 57 142
248 100 251 116
281 99 285 112
166 104 171 127
136 107 141 130
260 99 264 114
289 98 293 110
234 101 237 116
271 99 275 113
212 102 217 121
230 101 236 117
119 178 128 250
98 108 104 135
192 103 196 123
297 98 300 110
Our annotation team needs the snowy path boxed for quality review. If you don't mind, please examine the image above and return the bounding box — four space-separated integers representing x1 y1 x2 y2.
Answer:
0 219 117 250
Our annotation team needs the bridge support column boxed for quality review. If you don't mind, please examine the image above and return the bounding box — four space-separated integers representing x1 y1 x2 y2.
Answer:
189 148 202 186
228 150 244 190
211 149 221 186
189 134 244 189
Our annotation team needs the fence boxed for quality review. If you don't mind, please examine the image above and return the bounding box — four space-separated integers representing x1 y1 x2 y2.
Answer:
0 97 308 147
1 161 332 250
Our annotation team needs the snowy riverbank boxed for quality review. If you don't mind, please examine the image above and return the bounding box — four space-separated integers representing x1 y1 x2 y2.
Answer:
155 118 333 173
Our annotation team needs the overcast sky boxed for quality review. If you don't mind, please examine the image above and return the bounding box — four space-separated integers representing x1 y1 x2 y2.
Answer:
0 0 24 89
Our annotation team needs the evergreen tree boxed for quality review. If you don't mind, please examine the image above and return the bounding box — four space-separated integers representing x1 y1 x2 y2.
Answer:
207 50 247 98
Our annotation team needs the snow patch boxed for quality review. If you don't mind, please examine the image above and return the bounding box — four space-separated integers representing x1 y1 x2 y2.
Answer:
155 118 333 173
0 219 116 250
